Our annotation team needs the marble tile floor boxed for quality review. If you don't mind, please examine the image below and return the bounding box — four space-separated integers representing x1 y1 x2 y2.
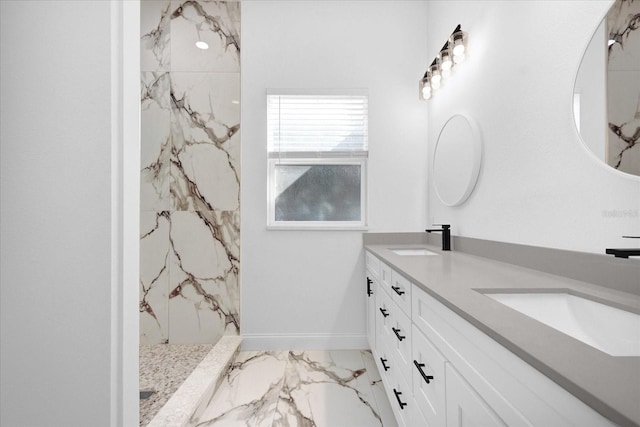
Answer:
187 349 397 427
140 343 214 426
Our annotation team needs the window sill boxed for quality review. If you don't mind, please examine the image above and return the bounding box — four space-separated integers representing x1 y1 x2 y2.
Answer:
266 225 369 231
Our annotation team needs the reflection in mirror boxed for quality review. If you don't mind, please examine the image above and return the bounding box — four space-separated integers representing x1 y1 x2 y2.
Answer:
574 0 640 176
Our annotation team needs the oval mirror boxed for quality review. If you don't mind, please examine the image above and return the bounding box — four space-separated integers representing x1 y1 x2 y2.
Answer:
573 0 640 176
433 114 482 207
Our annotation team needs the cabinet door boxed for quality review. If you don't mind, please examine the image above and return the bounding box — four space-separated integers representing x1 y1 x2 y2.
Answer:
375 285 393 355
388 303 413 388
413 326 447 427
446 364 507 427
366 275 377 349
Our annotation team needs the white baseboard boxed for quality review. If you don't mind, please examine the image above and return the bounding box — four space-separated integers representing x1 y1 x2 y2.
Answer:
241 333 368 351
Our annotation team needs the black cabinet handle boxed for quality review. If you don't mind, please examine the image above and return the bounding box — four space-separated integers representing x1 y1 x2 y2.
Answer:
379 308 389 318
380 357 390 371
391 285 405 296
393 388 407 410
392 327 406 341
413 360 434 384
366 277 373 296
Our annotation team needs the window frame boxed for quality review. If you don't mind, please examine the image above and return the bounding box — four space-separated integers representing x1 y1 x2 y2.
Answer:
266 89 369 230
267 157 368 230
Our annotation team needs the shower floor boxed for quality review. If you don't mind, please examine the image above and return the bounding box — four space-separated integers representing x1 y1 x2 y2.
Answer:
139 343 213 426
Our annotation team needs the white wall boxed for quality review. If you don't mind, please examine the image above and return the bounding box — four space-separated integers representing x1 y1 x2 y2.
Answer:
0 1 140 425
241 1 429 348
426 0 640 254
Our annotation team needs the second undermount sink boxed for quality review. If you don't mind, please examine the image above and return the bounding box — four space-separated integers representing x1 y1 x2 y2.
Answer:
483 291 640 356
390 248 439 256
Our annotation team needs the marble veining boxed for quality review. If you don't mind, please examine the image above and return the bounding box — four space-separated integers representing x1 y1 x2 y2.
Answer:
140 211 171 343
607 0 640 175
189 350 396 427
170 0 241 72
140 0 241 345
170 72 240 212
141 0 172 71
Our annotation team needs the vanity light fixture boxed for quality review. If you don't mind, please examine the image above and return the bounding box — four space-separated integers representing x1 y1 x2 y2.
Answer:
419 24 468 100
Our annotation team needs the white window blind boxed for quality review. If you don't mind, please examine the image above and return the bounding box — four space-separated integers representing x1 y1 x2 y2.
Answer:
267 92 369 157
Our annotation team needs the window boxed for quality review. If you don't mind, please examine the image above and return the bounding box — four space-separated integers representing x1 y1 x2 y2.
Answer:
267 89 368 229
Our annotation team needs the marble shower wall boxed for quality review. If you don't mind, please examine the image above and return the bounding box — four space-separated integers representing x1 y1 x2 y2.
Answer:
140 0 240 344
607 0 640 175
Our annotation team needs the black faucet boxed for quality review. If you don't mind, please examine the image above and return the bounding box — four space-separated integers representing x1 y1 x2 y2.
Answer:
606 235 640 258
425 224 451 251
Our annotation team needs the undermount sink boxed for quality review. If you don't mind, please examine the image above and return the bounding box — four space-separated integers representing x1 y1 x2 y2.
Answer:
390 248 439 256
483 292 640 356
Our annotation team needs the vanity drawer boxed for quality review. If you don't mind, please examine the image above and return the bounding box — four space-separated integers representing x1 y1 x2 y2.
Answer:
380 262 393 295
390 270 412 316
365 251 381 280
375 285 394 353
388 302 413 389
384 366 414 427
412 325 447 427
375 337 395 384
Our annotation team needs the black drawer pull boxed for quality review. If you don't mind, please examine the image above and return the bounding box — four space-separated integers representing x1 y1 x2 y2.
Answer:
391 285 405 296
392 327 406 341
366 277 373 297
380 357 390 371
379 308 389 318
413 360 434 384
393 388 407 410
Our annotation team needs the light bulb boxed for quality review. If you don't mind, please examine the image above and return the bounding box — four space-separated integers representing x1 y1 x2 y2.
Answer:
452 42 465 56
439 47 453 71
421 86 432 99
430 62 441 85
449 30 468 58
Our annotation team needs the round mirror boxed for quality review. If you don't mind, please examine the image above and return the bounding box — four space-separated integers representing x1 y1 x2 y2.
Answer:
433 114 482 206
574 0 640 176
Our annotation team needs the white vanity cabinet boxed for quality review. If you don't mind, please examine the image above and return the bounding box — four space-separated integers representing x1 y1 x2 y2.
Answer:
368 254 417 424
365 252 380 349
364 251 617 427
